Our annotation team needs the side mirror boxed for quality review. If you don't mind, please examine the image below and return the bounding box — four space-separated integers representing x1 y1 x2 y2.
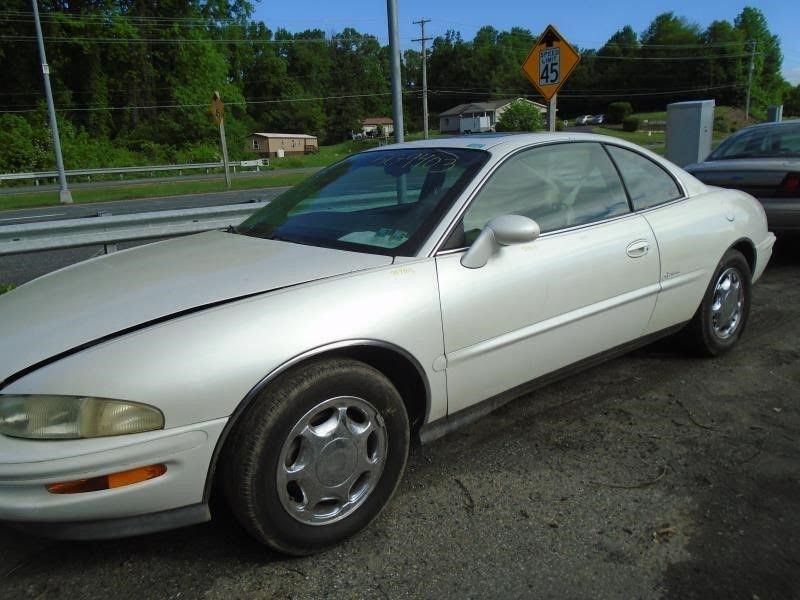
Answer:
460 215 540 269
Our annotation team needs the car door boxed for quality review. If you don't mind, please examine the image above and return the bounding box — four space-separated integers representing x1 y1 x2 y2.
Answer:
603 144 717 334
435 141 661 414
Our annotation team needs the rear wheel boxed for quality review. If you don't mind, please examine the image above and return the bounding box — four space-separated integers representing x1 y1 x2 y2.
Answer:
684 249 751 356
222 358 409 555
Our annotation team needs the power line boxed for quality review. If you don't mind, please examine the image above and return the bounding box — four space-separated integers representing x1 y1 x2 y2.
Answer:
0 90 413 114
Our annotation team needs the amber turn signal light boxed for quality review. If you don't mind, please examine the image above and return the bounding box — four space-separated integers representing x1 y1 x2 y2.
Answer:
46 464 167 494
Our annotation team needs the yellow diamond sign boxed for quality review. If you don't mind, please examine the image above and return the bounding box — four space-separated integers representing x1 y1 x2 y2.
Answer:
522 24 581 102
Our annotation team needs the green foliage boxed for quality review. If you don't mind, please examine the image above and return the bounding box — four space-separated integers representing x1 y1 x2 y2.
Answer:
735 7 784 111
0 284 15 295
713 115 731 133
0 3 792 174
607 102 633 124
622 116 639 132
495 101 544 132
785 85 800 117
0 114 48 173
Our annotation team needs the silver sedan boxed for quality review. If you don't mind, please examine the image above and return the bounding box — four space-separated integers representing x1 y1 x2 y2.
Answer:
0 133 775 554
685 119 800 234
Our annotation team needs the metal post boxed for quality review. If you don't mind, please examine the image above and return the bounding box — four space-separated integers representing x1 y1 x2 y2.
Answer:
31 0 71 203
548 96 557 132
387 0 404 143
745 40 756 122
413 18 432 139
219 120 231 188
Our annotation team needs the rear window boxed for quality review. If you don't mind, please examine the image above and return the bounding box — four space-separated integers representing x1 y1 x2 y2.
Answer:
709 123 800 160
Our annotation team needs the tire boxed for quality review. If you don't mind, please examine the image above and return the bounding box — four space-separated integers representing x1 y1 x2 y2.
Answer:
222 358 409 555
683 249 751 357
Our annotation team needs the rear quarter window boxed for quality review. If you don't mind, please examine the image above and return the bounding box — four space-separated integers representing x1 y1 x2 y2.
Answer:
606 145 682 210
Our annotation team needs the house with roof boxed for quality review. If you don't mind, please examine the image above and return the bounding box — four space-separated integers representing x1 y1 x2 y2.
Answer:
438 98 547 134
246 132 319 157
361 117 394 137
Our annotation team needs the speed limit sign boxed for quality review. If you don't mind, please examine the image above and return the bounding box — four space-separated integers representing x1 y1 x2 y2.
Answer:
522 25 580 102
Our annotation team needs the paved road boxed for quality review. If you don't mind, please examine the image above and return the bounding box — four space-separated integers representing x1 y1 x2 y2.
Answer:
0 188 289 285
0 187 287 226
0 167 320 196
0 239 798 599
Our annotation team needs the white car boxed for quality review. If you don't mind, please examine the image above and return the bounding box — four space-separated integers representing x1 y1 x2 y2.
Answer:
0 133 775 555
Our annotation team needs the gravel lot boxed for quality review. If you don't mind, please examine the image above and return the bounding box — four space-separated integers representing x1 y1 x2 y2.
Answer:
1 238 798 600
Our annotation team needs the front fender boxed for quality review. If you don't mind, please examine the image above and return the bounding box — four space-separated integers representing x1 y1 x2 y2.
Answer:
4 260 448 428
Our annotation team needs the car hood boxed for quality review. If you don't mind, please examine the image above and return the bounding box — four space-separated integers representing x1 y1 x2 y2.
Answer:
0 230 393 386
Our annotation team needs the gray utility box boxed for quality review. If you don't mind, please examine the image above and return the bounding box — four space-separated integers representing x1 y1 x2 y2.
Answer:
665 99 715 167
767 105 784 122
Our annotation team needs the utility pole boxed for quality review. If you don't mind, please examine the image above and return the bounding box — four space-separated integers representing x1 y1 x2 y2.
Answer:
413 18 432 139
31 0 71 203
745 39 756 122
386 0 404 143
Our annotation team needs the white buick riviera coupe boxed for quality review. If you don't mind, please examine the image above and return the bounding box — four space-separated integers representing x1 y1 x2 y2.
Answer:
0 133 776 554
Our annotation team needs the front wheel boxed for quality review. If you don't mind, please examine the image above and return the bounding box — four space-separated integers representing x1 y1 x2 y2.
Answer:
684 249 751 356
222 358 409 555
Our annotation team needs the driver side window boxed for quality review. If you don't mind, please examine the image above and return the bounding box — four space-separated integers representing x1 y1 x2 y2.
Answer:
460 142 629 244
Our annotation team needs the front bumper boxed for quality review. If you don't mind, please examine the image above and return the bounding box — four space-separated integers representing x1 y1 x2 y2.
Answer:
0 417 226 537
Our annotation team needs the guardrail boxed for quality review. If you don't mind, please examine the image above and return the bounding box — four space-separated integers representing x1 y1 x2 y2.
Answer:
0 159 270 183
0 202 265 256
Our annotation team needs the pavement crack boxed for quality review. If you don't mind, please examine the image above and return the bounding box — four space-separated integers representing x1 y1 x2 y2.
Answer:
454 477 475 514
589 464 669 489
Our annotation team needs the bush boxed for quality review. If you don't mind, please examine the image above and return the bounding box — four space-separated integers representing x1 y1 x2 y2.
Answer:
607 102 633 124
496 100 545 132
713 116 730 133
0 284 15 295
622 116 639 132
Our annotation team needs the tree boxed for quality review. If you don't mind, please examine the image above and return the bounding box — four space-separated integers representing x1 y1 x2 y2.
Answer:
495 100 543 132
702 20 746 108
735 7 784 115
784 85 800 117
637 13 704 109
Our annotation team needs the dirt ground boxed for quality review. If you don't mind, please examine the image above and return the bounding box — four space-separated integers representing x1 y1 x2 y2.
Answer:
0 238 798 599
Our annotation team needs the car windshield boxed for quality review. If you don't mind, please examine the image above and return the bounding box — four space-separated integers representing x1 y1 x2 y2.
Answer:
708 122 800 160
235 147 489 256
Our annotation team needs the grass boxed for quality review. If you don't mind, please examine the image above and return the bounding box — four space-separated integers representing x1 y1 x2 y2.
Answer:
0 136 436 211
594 126 666 145
0 116 745 212
264 138 383 169
0 283 15 295
630 111 667 122
0 172 310 211
591 105 745 154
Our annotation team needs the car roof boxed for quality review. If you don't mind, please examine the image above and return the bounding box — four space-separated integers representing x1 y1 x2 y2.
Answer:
362 132 634 153
733 119 800 133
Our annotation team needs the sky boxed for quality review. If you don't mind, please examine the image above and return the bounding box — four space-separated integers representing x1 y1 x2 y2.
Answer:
250 0 800 85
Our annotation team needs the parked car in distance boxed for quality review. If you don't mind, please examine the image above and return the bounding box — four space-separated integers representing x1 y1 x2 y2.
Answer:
588 114 605 125
0 133 775 555
574 115 592 126
685 119 800 234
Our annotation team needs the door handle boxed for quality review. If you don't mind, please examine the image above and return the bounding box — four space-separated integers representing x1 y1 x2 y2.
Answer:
626 240 650 258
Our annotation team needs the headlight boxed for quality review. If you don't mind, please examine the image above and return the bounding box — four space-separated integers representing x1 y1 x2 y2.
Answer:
0 395 164 439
